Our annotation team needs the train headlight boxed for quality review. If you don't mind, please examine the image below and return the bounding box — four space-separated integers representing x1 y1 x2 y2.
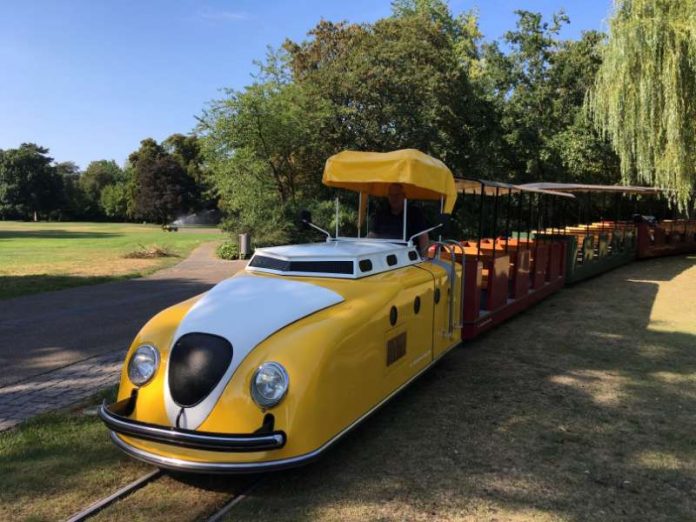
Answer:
251 362 289 409
127 344 160 386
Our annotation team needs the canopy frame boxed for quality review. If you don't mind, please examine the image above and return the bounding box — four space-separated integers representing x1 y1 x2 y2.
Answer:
322 149 457 248
457 178 575 258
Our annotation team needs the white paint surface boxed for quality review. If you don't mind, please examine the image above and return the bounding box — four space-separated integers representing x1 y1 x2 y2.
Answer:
247 239 421 279
163 275 344 429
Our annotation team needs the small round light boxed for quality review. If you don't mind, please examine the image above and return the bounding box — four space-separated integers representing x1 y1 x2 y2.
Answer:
127 344 160 386
250 362 289 409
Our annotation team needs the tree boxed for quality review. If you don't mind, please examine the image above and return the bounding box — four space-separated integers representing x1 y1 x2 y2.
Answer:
587 0 696 208
55 161 87 220
163 133 215 212
284 14 501 177
80 160 123 217
129 138 197 224
0 144 63 220
391 0 484 78
199 49 332 245
479 12 618 185
54 161 80 178
100 182 130 219
163 134 204 183
99 163 136 221
550 31 620 183
200 11 506 245
481 11 571 182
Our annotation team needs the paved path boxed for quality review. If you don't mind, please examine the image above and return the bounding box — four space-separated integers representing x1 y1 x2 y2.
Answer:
0 352 123 431
0 242 246 431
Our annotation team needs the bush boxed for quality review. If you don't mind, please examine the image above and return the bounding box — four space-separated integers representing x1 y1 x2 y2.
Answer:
216 241 239 260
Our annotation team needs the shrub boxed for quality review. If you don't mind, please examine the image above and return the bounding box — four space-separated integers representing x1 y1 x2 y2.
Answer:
216 241 239 260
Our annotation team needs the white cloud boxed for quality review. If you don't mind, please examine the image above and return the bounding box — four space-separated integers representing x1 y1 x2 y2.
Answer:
199 9 250 22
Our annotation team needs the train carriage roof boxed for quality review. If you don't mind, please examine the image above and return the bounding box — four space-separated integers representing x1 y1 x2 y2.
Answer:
456 178 576 198
518 182 663 195
322 149 458 213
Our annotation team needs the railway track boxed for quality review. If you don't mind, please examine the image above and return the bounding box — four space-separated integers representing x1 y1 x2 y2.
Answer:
65 469 163 522
205 477 265 522
64 469 264 522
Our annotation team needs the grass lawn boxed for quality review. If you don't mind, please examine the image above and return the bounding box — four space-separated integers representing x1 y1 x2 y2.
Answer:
0 388 152 522
1 255 694 521
0 221 222 299
0 386 249 522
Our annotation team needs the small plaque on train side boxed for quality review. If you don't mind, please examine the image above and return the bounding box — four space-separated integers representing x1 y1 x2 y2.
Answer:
386 332 407 366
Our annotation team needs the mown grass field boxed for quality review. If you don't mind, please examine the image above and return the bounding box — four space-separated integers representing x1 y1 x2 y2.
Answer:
0 221 222 299
1 255 694 521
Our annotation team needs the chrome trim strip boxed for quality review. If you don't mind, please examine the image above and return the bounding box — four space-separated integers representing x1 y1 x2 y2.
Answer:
108 342 460 473
100 403 285 452
109 432 317 473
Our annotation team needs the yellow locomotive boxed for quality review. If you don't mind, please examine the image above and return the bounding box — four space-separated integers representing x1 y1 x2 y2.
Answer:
100 149 464 472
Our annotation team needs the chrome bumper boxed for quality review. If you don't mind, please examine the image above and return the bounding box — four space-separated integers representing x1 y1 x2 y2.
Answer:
99 399 285 453
109 431 321 474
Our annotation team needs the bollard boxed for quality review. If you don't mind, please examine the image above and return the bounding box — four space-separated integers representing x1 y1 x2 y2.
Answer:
239 233 251 260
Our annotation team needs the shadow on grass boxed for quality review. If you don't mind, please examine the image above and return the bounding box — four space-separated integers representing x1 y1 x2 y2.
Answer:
232 255 696 521
0 274 127 300
0 229 121 240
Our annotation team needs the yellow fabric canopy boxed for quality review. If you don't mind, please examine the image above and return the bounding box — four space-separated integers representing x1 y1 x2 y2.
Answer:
322 149 458 214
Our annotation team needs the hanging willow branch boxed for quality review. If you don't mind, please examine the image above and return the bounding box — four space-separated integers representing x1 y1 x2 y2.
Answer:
586 0 696 209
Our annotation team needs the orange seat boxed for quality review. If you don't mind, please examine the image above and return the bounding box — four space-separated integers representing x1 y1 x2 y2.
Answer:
480 268 489 288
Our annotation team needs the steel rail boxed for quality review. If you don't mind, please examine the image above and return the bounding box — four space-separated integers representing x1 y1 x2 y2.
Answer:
205 477 266 522
65 469 163 522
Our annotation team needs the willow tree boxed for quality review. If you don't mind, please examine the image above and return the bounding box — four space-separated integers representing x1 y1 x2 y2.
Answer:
587 0 696 208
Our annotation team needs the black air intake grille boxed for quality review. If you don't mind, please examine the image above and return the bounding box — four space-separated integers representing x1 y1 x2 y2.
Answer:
249 255 354 274
168 333 233 408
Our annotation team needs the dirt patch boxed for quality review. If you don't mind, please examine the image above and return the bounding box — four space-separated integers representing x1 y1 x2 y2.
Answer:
123 244 177 259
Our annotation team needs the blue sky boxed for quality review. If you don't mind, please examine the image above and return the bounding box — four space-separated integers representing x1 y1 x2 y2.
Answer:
0 0 614 169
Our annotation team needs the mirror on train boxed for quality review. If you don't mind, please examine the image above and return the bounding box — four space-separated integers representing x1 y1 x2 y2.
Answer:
299 209 312 230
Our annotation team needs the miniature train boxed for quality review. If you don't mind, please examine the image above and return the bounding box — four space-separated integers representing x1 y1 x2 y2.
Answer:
100 149 696 472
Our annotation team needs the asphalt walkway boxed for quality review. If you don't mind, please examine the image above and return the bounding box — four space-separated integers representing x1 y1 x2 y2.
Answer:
0 242 246 431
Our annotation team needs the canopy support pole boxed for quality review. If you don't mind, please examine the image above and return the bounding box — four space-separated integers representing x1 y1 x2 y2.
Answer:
540 194 547 244
492 187 500 252
335 197 339 238
439 196 444 242
403 198 408 242
615 193 621 250
517 192 523 248
505 188 512 253
357 192 363 238
477 183 485 259
527 193 534 251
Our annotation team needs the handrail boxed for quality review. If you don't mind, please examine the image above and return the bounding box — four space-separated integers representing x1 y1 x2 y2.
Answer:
427 241 459 337
443 239 466 329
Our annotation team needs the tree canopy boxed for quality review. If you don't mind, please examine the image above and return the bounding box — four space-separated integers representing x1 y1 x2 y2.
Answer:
200 6 512 244
80 160 123 217
0 144 63 221
129 138 199 224
588 0 696 208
